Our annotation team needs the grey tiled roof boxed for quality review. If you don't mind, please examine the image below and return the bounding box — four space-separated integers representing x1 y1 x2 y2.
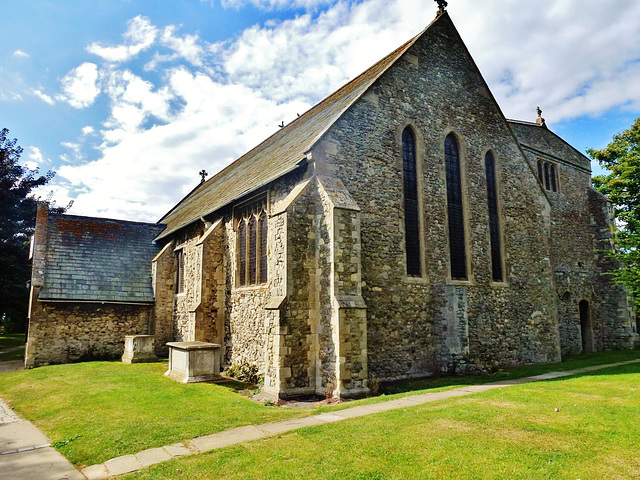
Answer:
156 14 446 240
39 214 165 303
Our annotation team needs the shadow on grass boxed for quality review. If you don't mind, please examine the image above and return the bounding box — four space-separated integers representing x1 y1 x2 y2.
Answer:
379 349 640 396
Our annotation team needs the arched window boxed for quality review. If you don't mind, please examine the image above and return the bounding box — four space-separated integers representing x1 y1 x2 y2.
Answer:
445 134 467 280
550 164 557 192
538 159 559 192
402 127 421 276
537 160 543 183
235 196 268 286
485 152 503 282
543 162 550 190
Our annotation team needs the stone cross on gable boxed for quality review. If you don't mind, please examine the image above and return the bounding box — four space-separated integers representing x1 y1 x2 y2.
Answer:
435 0 448 14
199 169 208 183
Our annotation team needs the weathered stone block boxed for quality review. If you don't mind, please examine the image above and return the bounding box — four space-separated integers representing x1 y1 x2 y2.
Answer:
121 335 157 364
165 341 221 383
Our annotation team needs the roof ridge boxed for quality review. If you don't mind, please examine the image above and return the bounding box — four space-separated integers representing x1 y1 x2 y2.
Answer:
157 13 446 239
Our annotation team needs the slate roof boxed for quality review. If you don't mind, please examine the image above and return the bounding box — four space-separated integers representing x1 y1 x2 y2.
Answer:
156 15 444 240
39 214 165 303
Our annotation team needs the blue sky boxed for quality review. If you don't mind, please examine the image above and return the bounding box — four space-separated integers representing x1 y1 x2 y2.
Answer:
2 0 640 222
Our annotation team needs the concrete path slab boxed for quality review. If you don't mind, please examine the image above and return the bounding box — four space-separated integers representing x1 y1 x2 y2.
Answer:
527 371 571 380
190 425 267 452
163 443 191 457
0 422 50 453
104 454 143 476
81 464 109 480
259 415 334 436
0 446 84 480
135 447 173 467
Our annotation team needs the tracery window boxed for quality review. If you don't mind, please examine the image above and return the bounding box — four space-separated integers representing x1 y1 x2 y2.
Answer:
537 159 558 192
484 152 503 282
235 196 268 286
402 127 421 276
445 134 467 280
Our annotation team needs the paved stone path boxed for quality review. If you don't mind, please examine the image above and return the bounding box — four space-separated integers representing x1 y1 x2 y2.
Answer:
1 358 638 479
0 397 83 480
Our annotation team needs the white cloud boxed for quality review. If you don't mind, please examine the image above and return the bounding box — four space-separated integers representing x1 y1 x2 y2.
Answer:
44 0 640 222
221 0 333 10
82 126 95 136
24 146 45 170
87 16 157 63
57 62 100 109
33 89 55 105
13 49 29 58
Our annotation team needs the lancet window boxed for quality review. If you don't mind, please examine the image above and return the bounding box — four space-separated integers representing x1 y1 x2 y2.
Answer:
402 127 421 276
445 134 467 280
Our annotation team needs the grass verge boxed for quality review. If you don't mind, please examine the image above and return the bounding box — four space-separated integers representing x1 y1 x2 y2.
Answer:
126 362 640 479
0 350 638 468
0 361 308 466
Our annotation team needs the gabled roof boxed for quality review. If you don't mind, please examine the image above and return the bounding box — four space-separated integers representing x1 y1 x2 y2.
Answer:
507 120 591 171
39 214 164 303
156 15 444 240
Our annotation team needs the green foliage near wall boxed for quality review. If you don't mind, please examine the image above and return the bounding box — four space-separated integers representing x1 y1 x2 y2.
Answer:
0 128 65 332
590 117 640 308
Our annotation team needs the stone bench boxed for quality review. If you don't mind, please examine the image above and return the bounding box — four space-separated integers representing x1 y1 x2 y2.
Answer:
122 335 157 364
165 341 221 383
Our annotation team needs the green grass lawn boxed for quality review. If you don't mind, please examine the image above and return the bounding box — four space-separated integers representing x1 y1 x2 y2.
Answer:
127 362 640 480
0 350 638 470
0 361 309 467
0 333 25 362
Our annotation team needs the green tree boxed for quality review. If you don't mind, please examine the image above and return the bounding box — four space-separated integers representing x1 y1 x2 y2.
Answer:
589 117 640 307
0 128 64 333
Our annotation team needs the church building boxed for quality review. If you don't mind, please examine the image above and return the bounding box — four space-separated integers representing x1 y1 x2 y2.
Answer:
25 10 638 399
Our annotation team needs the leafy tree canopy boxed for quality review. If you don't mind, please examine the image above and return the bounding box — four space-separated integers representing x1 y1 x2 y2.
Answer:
0 128 65 332
589 117 640 307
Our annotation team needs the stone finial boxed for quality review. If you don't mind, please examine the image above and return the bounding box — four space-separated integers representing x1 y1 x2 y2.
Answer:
536 106 547 128
199 169 208 183
435 0 448 15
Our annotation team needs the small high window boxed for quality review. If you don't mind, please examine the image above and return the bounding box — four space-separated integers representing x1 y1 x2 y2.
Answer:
445 134 467 280
402 127 421 276
537 159 558 192
235 196 268 287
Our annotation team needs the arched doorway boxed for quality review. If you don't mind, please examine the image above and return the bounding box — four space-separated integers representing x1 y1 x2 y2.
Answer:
579 300 593 353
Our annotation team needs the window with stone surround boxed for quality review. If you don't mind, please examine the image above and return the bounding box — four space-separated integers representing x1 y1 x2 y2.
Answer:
445 133 467 280
537 159 558 192
175 249 185 294
235 196 268 287
402 126 421 276
485 151 503 282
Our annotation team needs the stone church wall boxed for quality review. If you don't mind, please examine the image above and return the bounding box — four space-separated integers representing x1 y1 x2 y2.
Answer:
25 294 150 366
311 15 560 379
511 122 638 354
